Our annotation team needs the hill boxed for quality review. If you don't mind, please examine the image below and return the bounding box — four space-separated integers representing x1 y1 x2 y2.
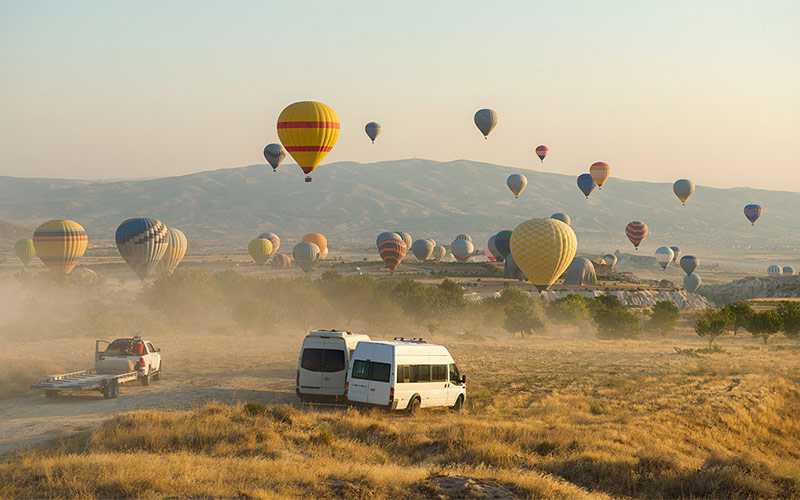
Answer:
0 159 797 252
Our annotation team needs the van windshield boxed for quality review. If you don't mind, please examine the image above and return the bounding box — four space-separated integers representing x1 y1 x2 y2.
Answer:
301 348 346 372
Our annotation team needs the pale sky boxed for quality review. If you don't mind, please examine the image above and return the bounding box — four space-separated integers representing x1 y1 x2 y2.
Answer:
1 0 798 190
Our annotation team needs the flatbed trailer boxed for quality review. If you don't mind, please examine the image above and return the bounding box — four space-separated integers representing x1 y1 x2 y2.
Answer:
31 369 138 399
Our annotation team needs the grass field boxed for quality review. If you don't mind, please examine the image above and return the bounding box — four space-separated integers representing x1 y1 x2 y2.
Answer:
2 328 798 500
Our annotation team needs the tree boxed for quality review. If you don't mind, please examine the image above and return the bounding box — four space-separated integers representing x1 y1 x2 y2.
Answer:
694 308 731 349
648 300 680 337
594 307 641 339
721 300 754 336
503 302 544 336
776 301 800 340
745 310 783 344
546 294 592 325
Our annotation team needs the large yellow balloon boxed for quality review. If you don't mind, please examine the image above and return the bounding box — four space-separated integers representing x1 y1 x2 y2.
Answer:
301 233 327 255
277 101 340 177
509 218 577 292
248 238 273 265
156 228 188 275
14 239 36 266
32 219 88 274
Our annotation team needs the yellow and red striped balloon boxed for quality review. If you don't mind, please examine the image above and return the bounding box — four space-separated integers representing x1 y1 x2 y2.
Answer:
32 219 88 274
277 101 340 177
625 221 648 249
590 162 611 188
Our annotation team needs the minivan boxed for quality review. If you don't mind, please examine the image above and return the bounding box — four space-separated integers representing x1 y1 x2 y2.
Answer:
296 330 370 402
346 338 466 413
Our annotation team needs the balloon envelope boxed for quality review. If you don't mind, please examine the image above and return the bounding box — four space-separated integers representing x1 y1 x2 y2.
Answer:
767 265 782 277
395 232 412 251
589 162 611 188
258 232 280 256
603 253 617 270
272 254 292 270
680 255 699 276
625 221 648 249
782 266 796 277
33 219 88 275
378 236 406 272
263 143 286 171
507 174 527 198
510 218 578 292
376 232 399 248
432 245 447 261
14 239 35 266
670 246 681 265
563 257 597 285
655 246 674 270
248 238 273 265
365 122 381 143
301 233 327 255
577 174 596 198
744 204 762 225
673 179 695 205
115 218 169 280
550 213 570 225
487 235 503 262
474 108 498 138
494 230 512 260
293 242 320 272
535 145 548 162
454 234 472 243
452 239 474 262
683 274 702 293
156 228 188 275
411 239 434 261
277 101 340 176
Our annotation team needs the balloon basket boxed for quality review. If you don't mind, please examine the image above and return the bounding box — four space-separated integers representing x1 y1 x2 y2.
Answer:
305 176 312 183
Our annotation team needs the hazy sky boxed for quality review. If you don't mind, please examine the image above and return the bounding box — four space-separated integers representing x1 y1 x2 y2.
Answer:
1 1 798 190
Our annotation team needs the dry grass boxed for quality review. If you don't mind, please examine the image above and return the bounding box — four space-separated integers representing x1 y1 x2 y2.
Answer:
2 329 799 499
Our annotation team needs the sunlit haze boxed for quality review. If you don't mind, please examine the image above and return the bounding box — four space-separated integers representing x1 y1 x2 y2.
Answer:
1 1 798 189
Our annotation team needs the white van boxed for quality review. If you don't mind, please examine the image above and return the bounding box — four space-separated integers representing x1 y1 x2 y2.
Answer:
296 330 370 402
346 338 466 413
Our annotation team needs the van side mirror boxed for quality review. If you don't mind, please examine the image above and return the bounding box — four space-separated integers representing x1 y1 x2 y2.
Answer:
461 375 466 384
156 348 161 352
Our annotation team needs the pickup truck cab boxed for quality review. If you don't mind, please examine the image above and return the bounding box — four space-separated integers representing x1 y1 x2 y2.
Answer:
96 335 162 385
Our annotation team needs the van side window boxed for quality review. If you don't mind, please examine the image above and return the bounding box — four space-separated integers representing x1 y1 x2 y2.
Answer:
397 365 410 383
431 365 447 382
370 362 391 383
412 365 431 382
449 364 460 383
352 360 370 380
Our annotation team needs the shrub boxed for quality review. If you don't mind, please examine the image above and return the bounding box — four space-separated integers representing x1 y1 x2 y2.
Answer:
776 301 800 340
745 310 783 344
648 300 680 337
694 308 731 349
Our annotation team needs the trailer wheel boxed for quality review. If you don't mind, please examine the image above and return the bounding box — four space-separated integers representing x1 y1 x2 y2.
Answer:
141 373 151 386
103 381 119 399
45 390 59 398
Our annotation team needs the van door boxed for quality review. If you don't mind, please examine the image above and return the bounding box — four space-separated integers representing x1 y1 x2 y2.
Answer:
447 363 464 406
430 363 449 406
320 339 347 396
347 344 373 403
299 344 324 395
367 344 393 406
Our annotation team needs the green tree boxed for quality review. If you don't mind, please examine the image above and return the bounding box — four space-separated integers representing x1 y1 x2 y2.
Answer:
745 310 783 344
595 307 641 339
503 302 544 336
775 301 800 340
546 294 592 325
648 300 680 337
721 300 754 336
694 308 731 349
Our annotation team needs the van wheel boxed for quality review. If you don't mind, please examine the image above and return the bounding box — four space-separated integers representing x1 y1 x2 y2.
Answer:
452 395 464 412
153 365 161 381
141 373 151 386
407 397 421 415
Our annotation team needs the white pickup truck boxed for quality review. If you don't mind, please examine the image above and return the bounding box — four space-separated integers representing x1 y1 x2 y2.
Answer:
32 335 163 398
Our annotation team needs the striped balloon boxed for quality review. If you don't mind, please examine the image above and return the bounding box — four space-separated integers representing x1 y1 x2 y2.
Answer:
378 236 407 273
577 173 596 199
394 232 413 252
510 218 578 292
625 221 648 250
248 238 273 265
590 162 611 188
33 220 88 275
431 245 447 261
258 232 280 256
115 218 170 280
767 265 782 277
14 238 36 266
156 228 188 275
301 233 327 256
277 101 340 179
271 254 292 270
744 204 762 225
454 234 472 243
535 145 548 162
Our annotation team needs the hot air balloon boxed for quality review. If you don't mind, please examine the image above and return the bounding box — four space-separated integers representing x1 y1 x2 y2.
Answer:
603 253 617 270
625 221 648 250
454 234 472 243
293 242 320 273
767 265 782 277
744 204 762 225
474 108 498 138
376 232 399 248
510 218 577 292
670 246 681 266
378 235 406 272
258 232 280 256
319 247 329 260
783 266 796 277
426 238 437 248
411 239 434 261
487 235 503 262
272 254 292 270
673 179 695 205
589 162 611 189
32 220 88 275
395 232 412 252
452 239 474 262
680 255 699 276
432 245 447 261
535 145 548 163
365 122 381 143
263 143 286 172
507 174 527 198
301 233 327 256
563 257 597 285
494 230 512 260
683 274 701 293
577 174 596 199
550 213 570 225
14 239 35 267
248 238 272 265
156 228 188 275
71 267 98 282
116 218 169 280
503 253 527 281
277 101 340 182
655 246 674 270
484 243 496 262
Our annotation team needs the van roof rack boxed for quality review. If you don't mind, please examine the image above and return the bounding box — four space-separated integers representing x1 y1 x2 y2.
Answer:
392 337 426 343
